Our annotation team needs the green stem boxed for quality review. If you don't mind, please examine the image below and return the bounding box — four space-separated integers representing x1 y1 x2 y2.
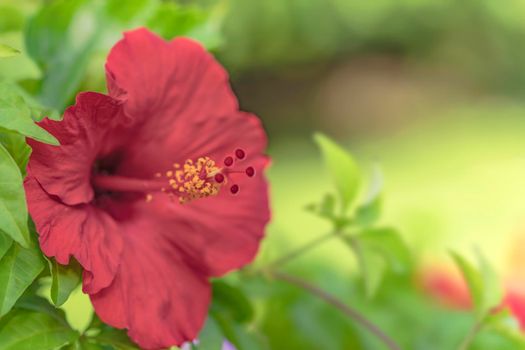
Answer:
458 318 485 350
263 231 341 269
269 270 401 350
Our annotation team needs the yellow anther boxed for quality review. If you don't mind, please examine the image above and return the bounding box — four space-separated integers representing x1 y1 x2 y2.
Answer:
161 156 223 204
145 194 153 202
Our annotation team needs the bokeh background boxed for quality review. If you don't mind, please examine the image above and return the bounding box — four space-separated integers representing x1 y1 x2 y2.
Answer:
2 0 525 349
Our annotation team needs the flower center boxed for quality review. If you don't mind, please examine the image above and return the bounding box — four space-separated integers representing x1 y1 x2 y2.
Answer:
91 149 255 204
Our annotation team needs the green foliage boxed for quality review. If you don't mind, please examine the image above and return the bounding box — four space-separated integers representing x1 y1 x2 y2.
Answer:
0 128 31 176
208 280 267 350
25 0 226 111
211 280 254 324
147 1 225 50
0 241 45 317
0 44 20 58
346 228 411 297
313 133 360 212
0 81 58 144
49 258 82 307
452 251 503 321
0 142 30 247
77 314 139 350
354 166 383 227
195 318 224 350
0 241 45 318
0 296 79 350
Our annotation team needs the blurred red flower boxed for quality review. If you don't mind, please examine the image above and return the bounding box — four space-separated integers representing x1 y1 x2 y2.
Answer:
421 267 525 331
24 28 270 349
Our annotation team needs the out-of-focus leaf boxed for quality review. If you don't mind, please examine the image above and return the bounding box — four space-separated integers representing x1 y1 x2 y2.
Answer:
25 0 99 110
358 228 411 273
197 317 224 350
345 236 385 298
477 250 503 319
213 313 268 350
0 128 31 176
355 165 383 227
146 1 226 50
211 281 254 324
452 251 502 320
305 193 336 219
26 0 221 111
0 82 58 144
0 43 20 58
0 242 45 317
0 309 78 349
25 0 152 109
0 143 30 247
0 5 25 33
345 228 410 297
313 133 360 211
469 308 525 350
49 258 82 307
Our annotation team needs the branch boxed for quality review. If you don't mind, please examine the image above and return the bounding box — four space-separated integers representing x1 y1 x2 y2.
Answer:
269 270 401 350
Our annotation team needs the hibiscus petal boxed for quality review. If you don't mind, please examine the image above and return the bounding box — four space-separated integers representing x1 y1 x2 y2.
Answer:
105 28 238 137
28 92 124 205
120 111 270 276
90 219 210 349
24 175 123 293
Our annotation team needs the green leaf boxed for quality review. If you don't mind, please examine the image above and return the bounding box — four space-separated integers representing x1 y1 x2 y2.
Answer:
477 250 503 318
313 133 360 211
0 43 20 58
0 242 45 317
0 82 59 145
147 1 226 50
451 251 502 320
196 317 224 350
358 228 411 273
0 128 31 176
345 228 411 297
49 258 82 307
15 295 71 328
0 309 78 349
305 193 336 219
0 233 12 261
83 314 139 350
355 165 383 227
89 328 139 350
345 236 385 298
25 0 100 110
211 280 254 324
0 142 30 247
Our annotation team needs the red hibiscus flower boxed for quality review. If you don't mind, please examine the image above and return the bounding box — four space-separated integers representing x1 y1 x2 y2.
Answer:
421 267 525 331
24 28 270 349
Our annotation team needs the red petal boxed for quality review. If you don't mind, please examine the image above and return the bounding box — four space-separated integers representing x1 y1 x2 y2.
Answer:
28 92 125 205
24 175 123 293
90 220 210 349
105 28 237 136
115 111 270 276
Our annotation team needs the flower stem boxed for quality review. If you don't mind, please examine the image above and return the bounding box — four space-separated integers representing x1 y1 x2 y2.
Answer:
263 231 341 268
458 318 485 350
268 270 401 350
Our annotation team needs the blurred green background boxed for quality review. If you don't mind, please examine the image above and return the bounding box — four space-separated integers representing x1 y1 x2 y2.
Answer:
2 0 525 349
